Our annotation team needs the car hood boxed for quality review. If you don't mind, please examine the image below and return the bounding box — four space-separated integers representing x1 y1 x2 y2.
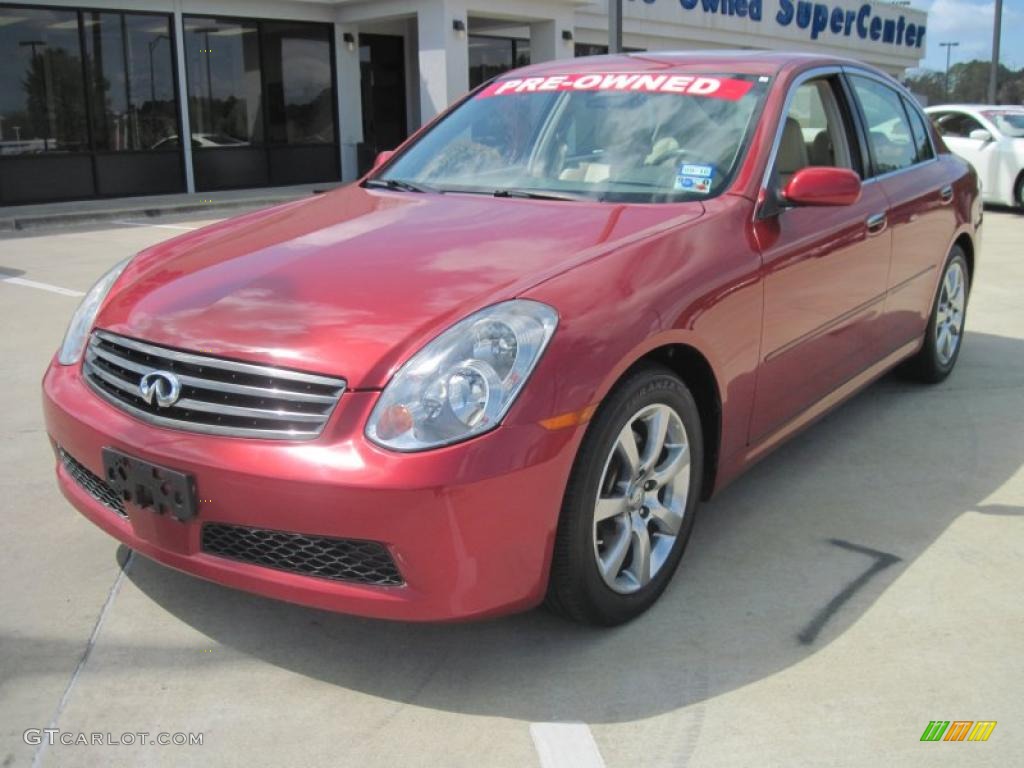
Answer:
97 186 702 388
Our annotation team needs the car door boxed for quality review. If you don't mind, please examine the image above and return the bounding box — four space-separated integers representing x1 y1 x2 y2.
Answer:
749 72 891 443
933 110 998 197
848 74 960 352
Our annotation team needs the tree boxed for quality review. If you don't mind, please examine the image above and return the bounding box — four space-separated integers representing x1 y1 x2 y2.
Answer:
21 48 88 150
905 60 1024 106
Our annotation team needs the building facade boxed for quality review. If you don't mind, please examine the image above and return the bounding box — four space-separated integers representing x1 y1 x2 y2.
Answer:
0 0 928 205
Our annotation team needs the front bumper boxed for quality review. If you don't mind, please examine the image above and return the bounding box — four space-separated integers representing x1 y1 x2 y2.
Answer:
43 359 582 621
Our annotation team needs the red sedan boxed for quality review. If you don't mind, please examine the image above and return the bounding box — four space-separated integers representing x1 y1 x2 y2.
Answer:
43 52 981 625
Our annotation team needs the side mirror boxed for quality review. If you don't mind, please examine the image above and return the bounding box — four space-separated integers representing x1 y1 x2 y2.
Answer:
373 150 395 169
968 128 993 143
782 167 862 207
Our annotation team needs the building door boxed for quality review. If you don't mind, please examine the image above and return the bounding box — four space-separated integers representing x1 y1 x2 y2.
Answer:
359 34 408 175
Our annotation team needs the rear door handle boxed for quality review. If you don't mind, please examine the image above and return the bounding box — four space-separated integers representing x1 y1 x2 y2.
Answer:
940 184 954 203
866 212 887 235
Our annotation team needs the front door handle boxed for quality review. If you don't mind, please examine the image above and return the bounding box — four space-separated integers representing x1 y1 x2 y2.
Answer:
866 212 887 235
940 184 954 203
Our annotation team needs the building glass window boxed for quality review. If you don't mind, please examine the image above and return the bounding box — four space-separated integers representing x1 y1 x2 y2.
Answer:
182 15 339 190
575 43 608 57
262 22 335 145
0 6 87 154
575 44 645 57
82 12 178 151
469 36 529 90
515 39 530 68
183 18 262 146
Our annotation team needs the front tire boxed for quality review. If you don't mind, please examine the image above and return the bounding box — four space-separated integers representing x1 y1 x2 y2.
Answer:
906 246 970 383
545 364 703 625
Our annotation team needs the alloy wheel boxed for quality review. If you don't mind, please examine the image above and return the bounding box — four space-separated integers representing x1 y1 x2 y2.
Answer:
592 403 690 594
935 260 966 366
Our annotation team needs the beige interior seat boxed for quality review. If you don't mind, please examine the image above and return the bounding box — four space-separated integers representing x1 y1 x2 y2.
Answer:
777 117 809 186
810 130 835 166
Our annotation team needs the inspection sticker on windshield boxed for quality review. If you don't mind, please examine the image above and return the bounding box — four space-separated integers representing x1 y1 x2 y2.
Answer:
676 163 714 193
679 164 714 178
478 74 754 101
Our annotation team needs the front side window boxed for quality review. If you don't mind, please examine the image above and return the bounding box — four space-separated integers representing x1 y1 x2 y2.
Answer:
849 76 917 175
933 111 984 139
378 73 768 203
775 78 855 186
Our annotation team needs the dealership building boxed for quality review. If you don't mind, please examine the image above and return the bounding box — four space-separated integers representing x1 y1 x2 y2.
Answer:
0 0 928 205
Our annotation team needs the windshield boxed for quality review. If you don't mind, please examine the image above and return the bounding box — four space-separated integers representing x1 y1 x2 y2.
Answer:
983 110 1024 138
376 72 768 203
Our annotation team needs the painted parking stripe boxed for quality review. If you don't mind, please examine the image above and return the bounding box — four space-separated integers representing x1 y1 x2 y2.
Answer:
530 723 606 768
112 220 198 231
1 276 85 297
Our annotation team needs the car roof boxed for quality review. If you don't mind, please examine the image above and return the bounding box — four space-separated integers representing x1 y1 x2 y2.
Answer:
503 50 873 79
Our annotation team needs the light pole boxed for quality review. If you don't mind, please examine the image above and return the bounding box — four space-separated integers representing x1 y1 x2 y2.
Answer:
988 0 1003 103
148 34 169 103
18 40 49 150
192 26 221 138
608 0 622 53
939 41 958 100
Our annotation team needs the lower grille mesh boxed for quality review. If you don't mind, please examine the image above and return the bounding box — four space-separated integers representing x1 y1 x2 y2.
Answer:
59 448 127 518
201 523 403 586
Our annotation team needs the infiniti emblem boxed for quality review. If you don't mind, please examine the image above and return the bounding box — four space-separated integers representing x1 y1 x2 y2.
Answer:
139 371 182 409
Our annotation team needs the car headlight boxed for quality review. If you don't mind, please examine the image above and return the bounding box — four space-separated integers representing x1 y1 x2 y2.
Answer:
366 300 558 451
57 257 131 365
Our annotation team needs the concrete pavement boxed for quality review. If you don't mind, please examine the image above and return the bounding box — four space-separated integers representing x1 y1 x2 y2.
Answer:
1 209 1021 767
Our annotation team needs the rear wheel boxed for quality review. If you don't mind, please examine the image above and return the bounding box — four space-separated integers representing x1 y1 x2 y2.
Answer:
905 246 970 383
545 364 703 625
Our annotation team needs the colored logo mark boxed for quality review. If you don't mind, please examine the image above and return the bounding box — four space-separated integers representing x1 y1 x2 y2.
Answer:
920 721 997 742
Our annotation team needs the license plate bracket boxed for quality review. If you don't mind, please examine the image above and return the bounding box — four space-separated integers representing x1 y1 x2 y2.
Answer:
102 448 197 522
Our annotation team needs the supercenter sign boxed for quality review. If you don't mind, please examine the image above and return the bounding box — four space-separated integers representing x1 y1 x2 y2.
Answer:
629 0 926 49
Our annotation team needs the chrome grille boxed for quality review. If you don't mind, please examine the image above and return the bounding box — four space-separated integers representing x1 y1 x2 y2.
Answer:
59 447 127 518
83 331 346 440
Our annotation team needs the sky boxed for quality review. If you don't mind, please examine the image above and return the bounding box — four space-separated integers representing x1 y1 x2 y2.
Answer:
912 0 1024 72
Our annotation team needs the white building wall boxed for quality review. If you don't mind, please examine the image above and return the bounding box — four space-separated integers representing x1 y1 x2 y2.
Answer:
575 0 928 76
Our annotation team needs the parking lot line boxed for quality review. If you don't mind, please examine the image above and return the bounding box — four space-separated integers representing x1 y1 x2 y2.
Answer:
529 723 606 768
1 276 85 297
31 553 133 768
112 220 198 231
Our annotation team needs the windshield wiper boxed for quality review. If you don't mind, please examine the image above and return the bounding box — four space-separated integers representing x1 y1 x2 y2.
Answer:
492 188 592 202
363 178 438 194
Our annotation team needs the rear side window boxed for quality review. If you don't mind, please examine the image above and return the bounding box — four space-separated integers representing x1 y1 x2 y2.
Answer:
849 76 917 176
903 98 934 163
